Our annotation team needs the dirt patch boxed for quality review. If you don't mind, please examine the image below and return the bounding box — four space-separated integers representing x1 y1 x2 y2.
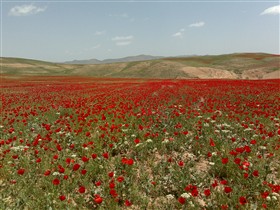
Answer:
181 67 238 79
263 70 280 79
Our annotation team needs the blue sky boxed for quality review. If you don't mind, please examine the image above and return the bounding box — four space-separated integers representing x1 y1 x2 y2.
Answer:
1 1 279 62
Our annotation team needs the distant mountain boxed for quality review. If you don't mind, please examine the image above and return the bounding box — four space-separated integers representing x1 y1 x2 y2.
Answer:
64 54 164 64
64 58 102 64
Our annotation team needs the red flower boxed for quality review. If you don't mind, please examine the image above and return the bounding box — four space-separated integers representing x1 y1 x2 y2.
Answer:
178 197 186 204
103 152 109 159
44 169 51 176
82 156 89 162
239 196 247 205
204 189 211 197
78 186 86 193
109 181 115 188
94 195 103 204
250 139 257 145
125 199 132 206
81 169 87 175
222 157 229 164
127 158 134 165
191 189 199 197
36 158 41 163
95 181 102 186
212 180 218 188
110 189 118 197
252 170 259 177
108 171 114 177
58 165 65 173
220 180 228 185
117 176 124 183
224 186 232 194
91 153 97 159
209 138 215 147
134 138 140 144
234 158 241 165
221 204 228 209
72 163 80 171
59 195 66 201
261 191 269 199
53 178 60 185
17 168 25 175
178 161 184 167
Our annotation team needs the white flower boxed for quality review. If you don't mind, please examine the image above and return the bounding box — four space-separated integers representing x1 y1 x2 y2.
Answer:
52 172 60 176
204 123 209 127
166 194 174 200
259 146 267 150
209 162 215 166
146 139 153 143
181 193 190 199
162 139 169 144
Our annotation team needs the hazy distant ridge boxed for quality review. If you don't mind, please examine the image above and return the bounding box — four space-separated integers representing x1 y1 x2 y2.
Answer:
64 54 165 64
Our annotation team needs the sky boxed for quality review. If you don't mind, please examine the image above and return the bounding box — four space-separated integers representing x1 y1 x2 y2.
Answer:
1 0 279 62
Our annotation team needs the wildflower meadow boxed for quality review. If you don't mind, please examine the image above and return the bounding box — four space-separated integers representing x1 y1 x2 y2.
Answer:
0 77 279 209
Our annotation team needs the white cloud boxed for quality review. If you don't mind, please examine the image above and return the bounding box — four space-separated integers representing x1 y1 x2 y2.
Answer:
112 35 134 41
112 35 134 46
9 4 46 16
116 41 132 46
172 32 183 38
260 5 280 15
94 31 106 36
189 21 205 28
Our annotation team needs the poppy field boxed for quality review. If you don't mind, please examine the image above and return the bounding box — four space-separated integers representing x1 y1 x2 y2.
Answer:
0 77 280 209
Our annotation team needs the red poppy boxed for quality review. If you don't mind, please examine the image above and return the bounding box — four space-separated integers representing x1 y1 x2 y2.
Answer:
209 138 215 147
81 169 87 175
224 186 232 193
239 196 247 205
94 195 103 204
117 176 124 183
53 178 60 185
103 152 109 159
72 163 80 171
134 138 140 144
108 171 114 177
78 186 86 193
59 195 66 201
95 181 102 186
222 158 229 164
91 153 97 159
252 170 259 177
204 189 211 197
178 197 186 204
110 189 118 197
82 156 89 162
178 161 184 167
44 169 51 176
125 199 132 206
17 168 25 175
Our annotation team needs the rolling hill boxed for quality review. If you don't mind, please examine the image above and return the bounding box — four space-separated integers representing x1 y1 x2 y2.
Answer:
1 53 279 79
